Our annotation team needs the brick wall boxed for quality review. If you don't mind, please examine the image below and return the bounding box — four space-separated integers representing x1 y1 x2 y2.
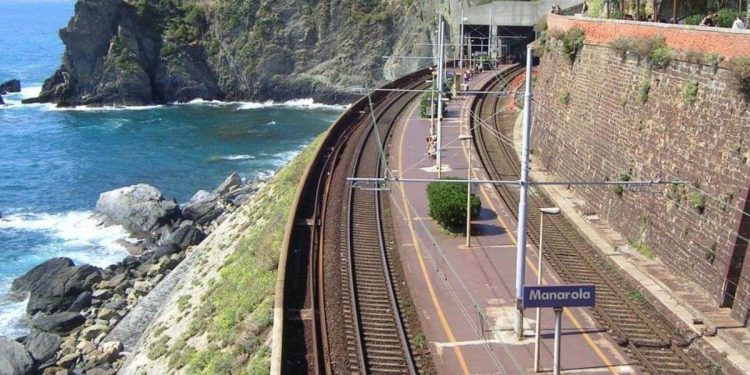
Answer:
547 14 750 59
532 19 750 320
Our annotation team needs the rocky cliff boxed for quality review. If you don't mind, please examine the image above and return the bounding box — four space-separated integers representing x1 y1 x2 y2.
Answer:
28 0 461 107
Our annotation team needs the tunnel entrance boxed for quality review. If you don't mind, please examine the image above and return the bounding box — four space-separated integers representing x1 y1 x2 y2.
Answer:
460 24 535 67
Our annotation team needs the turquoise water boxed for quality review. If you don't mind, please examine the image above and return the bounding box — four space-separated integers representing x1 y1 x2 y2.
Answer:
0 0 341 337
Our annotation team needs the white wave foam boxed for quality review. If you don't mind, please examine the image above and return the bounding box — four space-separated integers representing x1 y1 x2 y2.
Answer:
46 104 164 112
0 297 29 339
0 211 134 267
220 154 255 161
265 121 277 126
237 98 348 111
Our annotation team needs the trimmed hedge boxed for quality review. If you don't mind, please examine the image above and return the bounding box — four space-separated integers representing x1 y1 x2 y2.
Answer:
427 178 481 233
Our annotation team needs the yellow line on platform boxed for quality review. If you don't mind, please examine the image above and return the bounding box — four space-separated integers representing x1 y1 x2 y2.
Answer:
460 97 618 374
397 100 471 375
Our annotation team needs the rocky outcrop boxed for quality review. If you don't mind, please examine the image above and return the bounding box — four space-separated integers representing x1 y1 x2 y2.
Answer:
0 79 21 94
0 337 33 375
24 331 61 367
95 184 179 235
27 0 456 106
0 95 4 105
11 258 101 315
0 172 261 374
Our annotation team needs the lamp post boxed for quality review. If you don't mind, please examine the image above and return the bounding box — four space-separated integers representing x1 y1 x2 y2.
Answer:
459 134 473 247
460 11 466 69
534 207 561 373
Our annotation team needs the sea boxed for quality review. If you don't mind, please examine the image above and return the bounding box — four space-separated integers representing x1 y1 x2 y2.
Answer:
0 0 342 337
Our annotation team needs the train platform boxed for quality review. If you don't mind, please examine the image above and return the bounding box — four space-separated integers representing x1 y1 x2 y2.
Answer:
387 66 637 374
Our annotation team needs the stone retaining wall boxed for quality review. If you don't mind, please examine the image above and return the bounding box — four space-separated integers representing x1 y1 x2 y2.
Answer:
533 17 750 320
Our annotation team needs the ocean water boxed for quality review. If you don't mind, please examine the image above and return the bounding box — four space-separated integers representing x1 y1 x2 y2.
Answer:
0 0 342 337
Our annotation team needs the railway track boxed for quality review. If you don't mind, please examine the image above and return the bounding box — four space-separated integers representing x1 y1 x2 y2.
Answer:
471 67 711 374
281 70 432 374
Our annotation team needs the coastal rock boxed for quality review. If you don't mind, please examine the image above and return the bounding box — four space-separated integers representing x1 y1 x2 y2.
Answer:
81 325 108 341
181 193 222 225
153 243 180 259
56 352 80 368
0 95 4 105
213 173 242 197
11 258 101 314
0 337 34 375
24 331 61 368
163 225 205 250
67 291 92 312
0 79 21 94
30 313 85 334
95 184 179 235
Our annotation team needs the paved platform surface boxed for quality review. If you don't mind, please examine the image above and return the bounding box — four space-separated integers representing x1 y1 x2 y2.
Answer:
387 67 637 374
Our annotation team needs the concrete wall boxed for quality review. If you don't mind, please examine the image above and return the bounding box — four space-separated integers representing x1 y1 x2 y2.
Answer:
462 0 581 27
532 16 750 321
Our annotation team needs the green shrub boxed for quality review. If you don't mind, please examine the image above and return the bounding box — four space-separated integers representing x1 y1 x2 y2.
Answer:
630 35 665 60
716 8 742 28
613 170 631 195
688 191 706 212
609 37 633 59
562 27 585 62
637 79 651 103
729 56 750 97
427 178 481 233
682 14 703 25
558 92 570 105
547 28 565 40
650 46 672 69
704 53 724 70
682 80 698 104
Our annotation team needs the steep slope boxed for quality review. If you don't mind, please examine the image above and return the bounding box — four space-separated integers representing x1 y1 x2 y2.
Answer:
28 0 454 107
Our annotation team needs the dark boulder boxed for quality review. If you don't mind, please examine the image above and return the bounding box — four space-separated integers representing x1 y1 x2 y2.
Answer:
163 225 205 250
67 291 92 312
153 243 180 259
182 192 222 225
11 258 101 314
95 184 180 235
30 312 85 334
213 173 242 197
0 337 33 375
24 331 60 368
0 95 4 105
0 79 21 94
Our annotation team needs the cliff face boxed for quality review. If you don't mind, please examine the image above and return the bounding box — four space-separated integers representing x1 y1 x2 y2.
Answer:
30 0 458 106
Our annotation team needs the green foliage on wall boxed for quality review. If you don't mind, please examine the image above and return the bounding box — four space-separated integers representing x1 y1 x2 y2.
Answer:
683 80 699 104
729 56 750 98
650 45 673 69
562 27 585 63
637 79 651 103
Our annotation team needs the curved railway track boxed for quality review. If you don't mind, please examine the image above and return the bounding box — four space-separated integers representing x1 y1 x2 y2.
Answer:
471 67 711 374
281 70 432 374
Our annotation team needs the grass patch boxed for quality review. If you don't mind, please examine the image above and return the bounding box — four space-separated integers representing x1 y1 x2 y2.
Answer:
729 55 750 99
612 170 631 195
650 45 673 69
177 295 191 312
629 239 654 259
627 288 645 302
167 132 327 374
558 92 571 105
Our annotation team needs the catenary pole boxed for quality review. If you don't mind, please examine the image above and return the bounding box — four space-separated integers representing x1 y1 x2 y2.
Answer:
436 16 445 178
514 45 534 339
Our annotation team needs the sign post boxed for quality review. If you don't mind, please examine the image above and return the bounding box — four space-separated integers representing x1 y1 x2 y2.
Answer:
523 284 595 374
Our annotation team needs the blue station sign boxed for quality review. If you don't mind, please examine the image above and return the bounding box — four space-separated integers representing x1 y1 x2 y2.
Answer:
523 284 596 309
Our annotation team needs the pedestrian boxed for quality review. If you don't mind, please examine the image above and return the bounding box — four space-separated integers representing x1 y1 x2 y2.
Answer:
581 1 589 15
732 16 746 29
700 13 715 26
